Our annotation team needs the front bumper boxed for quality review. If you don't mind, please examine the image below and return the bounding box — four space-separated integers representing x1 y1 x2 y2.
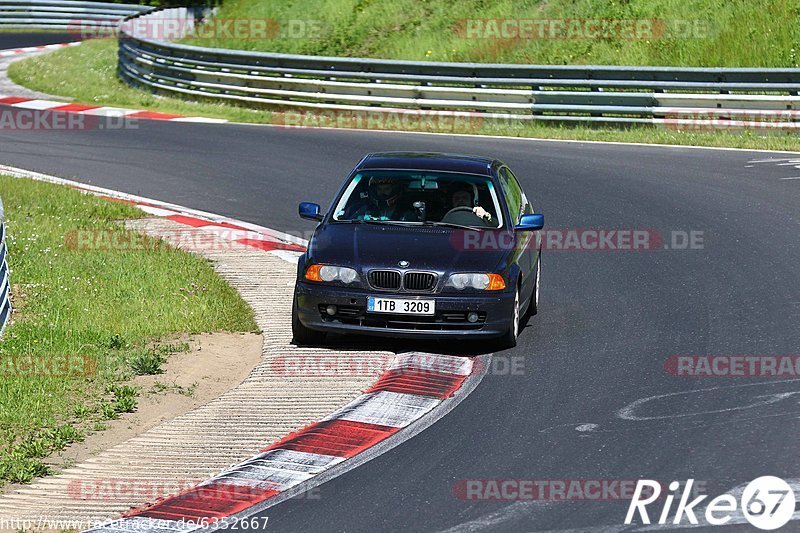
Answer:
294 281 515 338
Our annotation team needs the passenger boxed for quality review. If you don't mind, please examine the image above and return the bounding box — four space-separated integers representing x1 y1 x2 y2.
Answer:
444 183 493 226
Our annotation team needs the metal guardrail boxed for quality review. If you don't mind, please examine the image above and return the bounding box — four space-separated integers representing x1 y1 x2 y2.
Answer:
0 195 11 337
115 8 800 128
0 0 149 30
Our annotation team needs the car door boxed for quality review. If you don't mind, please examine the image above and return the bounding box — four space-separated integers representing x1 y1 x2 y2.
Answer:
499 166 535 299
511 169 541 294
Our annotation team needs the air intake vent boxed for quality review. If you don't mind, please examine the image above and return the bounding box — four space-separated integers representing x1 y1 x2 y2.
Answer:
368 270 401 290
404 272 436 292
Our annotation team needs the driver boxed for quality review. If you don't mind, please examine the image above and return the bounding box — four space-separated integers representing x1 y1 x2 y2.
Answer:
351 176 413 221
448 183 493 224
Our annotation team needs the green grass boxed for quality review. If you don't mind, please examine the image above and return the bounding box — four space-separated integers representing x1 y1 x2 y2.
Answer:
479 120 800 151
0 175 257 484
8 38 273 123
183 0 800 67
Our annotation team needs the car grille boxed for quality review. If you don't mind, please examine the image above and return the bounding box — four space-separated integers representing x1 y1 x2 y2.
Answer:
403 272 436 292
368 270 402 290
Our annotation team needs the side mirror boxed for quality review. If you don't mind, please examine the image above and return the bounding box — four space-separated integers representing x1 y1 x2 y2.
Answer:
299 202 323 221
516 213 544 231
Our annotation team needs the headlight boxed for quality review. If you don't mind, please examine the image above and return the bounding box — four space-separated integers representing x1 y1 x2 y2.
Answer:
305 264 360 284
445 273 506 291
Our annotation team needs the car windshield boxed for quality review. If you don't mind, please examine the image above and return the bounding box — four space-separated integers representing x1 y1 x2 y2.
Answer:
331 171 503 228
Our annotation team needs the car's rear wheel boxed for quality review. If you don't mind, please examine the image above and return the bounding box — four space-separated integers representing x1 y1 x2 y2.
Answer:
292 297 326 346
497 286 520 350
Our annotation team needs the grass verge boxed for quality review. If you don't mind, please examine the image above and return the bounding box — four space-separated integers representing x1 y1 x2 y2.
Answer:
6 37 800 152
0 175 257 484
183 0 800 67
7 38 272 123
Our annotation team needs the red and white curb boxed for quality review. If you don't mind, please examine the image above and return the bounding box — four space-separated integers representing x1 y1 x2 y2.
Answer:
0 41 81 58
87 353 482 532
1 165 490 530
0 41 437 131
0 41 228 124
0 165 303 261
0 95 229 124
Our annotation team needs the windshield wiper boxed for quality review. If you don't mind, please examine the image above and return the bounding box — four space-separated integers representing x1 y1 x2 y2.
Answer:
339 219 410 226
422 221 485 231
340 219 485 230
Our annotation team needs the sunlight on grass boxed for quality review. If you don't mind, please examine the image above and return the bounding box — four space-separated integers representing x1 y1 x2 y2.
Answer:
182 0 800 67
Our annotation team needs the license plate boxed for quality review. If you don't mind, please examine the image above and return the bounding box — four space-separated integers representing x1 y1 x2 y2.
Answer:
367 297 435 315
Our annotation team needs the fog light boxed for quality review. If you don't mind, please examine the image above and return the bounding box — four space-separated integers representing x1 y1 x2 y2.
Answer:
326 305 338 316
467 312 479 323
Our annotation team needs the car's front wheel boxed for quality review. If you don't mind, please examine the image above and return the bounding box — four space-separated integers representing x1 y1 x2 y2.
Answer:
497 286 521 350
291 297 326 346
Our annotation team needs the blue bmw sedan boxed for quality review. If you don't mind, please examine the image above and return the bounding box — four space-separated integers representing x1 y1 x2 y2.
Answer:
292 152 544 349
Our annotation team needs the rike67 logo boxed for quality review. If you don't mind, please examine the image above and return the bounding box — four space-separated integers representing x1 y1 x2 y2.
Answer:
625 477 796 530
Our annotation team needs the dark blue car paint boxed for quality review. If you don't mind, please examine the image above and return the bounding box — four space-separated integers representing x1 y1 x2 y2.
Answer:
294 152 542 340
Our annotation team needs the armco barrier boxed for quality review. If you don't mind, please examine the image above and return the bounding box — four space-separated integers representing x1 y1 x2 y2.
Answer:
0 0 149 30
116 8 800 128
0 194 10 336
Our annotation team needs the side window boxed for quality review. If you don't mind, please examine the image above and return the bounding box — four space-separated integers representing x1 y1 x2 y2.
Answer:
499 167 524 222
507 167 532 215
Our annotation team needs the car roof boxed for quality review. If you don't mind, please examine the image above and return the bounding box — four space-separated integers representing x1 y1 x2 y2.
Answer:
357 152 497 176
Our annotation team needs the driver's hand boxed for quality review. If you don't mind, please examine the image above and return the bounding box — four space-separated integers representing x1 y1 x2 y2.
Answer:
473 206 491 221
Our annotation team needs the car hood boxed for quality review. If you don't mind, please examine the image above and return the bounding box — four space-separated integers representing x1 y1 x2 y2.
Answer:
309 223 512 273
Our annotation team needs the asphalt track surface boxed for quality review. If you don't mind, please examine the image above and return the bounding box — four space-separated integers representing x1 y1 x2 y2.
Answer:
0 31 77 50
1 34 799 533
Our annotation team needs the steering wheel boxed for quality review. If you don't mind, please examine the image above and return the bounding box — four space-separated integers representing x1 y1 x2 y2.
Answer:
441 206 489 226
442 206 476 218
